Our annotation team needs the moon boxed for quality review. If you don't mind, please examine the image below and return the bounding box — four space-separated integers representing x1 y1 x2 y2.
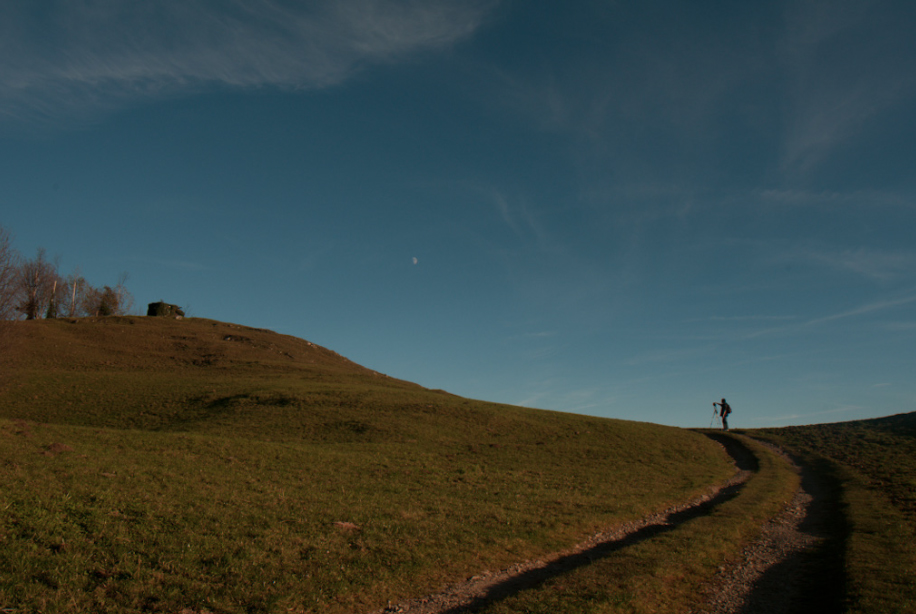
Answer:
412 257 418 265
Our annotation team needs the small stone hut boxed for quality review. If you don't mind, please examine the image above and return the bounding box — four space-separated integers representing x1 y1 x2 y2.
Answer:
147 301 185 319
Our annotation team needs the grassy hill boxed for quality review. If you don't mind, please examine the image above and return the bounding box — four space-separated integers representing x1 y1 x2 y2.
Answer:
0 316 737 613
5 317 911 613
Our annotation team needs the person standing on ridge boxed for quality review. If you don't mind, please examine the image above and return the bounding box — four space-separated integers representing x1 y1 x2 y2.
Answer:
713 398 731 431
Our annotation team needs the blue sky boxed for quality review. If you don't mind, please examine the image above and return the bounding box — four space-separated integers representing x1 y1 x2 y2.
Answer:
2 0 915 428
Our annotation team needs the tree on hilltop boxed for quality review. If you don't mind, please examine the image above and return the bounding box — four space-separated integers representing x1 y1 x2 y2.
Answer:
0 225 136 320
113 272 134 316
60 269 89 318
82 274 133 317
16 248 60 320
0 226 22 369
0 225 18 322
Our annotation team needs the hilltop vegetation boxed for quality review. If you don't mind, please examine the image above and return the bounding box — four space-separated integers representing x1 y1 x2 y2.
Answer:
0 225 134 323
0 316 736 613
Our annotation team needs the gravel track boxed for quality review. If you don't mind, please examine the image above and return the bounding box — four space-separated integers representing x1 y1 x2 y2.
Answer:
367 434 841 614
366 434 755 614
695 440 845 614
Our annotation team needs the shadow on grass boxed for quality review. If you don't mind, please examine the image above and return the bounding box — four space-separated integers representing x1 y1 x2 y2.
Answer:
436 435 755 614
704 431 759 472
738 454 849 614
146 393 248 432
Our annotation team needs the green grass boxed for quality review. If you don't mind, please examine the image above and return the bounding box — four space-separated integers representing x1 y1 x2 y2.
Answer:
0 317 736 613
465 433 800 614
5 317 911 613
1 421 732 613
757 414 916 614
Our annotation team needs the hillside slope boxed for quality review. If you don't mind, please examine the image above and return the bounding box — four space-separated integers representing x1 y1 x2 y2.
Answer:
759 412 916 523
0 316 736 614
1 316 424 439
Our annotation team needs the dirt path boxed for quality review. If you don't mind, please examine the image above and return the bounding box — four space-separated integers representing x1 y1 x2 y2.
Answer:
367 434 764 614
695 439 846 614
367 434 845 614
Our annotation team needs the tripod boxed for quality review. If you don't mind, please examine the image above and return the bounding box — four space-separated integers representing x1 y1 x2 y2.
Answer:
709 404 721 428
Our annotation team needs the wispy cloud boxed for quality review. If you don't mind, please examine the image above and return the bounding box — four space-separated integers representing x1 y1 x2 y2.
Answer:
686 315 798 323
624 346 710 367
0 0 497 122
515 391 549 408
750 405 860 425
803 295 916 327
806 248 916 282
480 21 753 150
779 0 916 172
741 294 916 340
523 331 557 338
764 243 916 283
883 321 916 332
133 256 209 272
759 188 911 209
530 386 615 416
486 188 549 247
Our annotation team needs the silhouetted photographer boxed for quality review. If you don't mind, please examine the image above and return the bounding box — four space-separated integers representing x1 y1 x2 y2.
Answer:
713 399 732 431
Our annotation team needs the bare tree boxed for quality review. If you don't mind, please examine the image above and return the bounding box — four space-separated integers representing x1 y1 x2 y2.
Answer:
46 279 61 318
97 286 118 316
0 225 19 321
0 227 135 321
113 272 134 315
80 284 102 317
81 281 132 317
61 269 91 317
0 226 22 375
16 248 60 320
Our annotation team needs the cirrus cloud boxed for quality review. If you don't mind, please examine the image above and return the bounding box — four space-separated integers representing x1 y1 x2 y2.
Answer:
0 0 498 122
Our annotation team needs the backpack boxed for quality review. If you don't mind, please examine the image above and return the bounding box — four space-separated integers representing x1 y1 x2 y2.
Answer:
722 403 731 416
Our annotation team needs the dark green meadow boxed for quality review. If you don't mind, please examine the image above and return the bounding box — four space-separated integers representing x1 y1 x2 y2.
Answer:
0 317 734 613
